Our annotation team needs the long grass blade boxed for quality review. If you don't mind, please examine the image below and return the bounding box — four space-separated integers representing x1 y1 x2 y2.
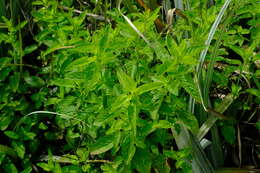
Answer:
117 0 151 46
174 0 184 10
197 94 235 140
196 0 232 75
14 111 87 131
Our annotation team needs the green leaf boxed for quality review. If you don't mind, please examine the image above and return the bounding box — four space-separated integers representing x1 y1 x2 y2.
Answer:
37 163 53 172
181 75 201 102
117 68 136 92
121 135 136 165
0 57 11 70
24 74 45 88
65 57 96 71
0 144 17 159
255 122 260 130
62 165 83 173
0 116 13 130
32 1 44 5
3 163 18 173
89 135 114 155
152 120 172 129
9 72 20 92
109 94 130 114
132 148 152 173
12 141 25 159
24 45 38 55
135 82 164 95
221 125 236 144
23 131 37 140
4 131 19 139
50 78 77 88
128 104 137 137
246 88 260 97
21 167 32 173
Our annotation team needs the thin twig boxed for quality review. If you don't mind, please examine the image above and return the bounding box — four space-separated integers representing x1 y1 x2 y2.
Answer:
5 63 39 69
58 5 109 22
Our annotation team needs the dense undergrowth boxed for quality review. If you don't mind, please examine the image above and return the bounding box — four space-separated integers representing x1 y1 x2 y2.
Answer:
0 0 259 172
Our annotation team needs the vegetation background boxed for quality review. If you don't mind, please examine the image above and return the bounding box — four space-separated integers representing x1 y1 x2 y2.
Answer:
0 0 259 172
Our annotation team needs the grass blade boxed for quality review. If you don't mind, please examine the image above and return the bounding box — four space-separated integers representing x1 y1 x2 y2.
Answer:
197 94 235 141
117 0 151 46
196 0 232 75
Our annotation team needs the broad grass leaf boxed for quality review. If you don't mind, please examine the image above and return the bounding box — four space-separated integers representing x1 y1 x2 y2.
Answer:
89 135 114 155
117 69 136 92
135 82 164 95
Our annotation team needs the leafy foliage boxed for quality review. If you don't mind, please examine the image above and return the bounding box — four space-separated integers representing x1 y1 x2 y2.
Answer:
0 0 259 172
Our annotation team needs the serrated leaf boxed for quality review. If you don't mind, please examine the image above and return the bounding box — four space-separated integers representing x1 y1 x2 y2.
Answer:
152 120 172 129
121 135 136 164
89 135 114 155
181 75 201 102
110 94 130 114
50 78 77 88
135 82 164 95
117 69 136 92
65 57 96 71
